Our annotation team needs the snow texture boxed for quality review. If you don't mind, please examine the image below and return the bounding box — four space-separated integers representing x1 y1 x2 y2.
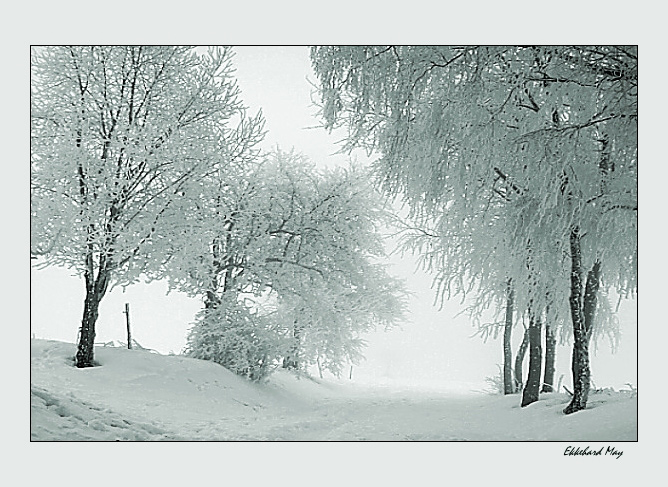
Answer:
31 339 637 441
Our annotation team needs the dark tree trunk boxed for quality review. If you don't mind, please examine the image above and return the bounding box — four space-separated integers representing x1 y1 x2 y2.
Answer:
503 281 515 394
205 289 220 310
75 267 110 368
541 322 557 392
514 326 530 391
583 263 601 341
76 289 101 367
521 314 543 407
282 356 298 369
564 226 586 414
564 228 601 414
563 135 608 413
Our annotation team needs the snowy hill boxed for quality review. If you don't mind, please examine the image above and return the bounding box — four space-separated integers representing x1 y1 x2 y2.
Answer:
30 339 637 441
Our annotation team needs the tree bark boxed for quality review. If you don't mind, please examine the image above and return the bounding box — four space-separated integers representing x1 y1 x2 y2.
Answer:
75 267 110 368
503 281 515 394
205 289 220 310
283 320 301 370
541 322 557 392
521 313 543 407
564 226 586 413
563 134 608 412
564 227 601 414
514 326 530 391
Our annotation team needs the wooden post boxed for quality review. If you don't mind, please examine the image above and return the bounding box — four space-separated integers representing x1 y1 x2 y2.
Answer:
123 303 132 349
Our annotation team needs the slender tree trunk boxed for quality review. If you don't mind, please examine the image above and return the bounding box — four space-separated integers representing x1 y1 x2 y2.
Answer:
563 135 608 413
564 227 601 414
503 281 515 394
205 246 223 311
583 263 601 341
541 322 557 392
514 326 530 391
521 313 543 407
564 226 586 413
283 320 301 370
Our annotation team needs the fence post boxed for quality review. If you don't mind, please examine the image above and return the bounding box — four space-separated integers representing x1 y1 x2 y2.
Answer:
123 303 132 349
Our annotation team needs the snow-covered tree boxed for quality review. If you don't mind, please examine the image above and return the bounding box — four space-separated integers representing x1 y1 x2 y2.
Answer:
31 46 265 368
173 149 406 379
310 46 637 411
184 294 284 381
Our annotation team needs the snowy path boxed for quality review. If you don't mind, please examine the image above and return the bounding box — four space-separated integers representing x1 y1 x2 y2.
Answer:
159 389 477 441
236 392 485 441
30 340 637 441
164 388 636 441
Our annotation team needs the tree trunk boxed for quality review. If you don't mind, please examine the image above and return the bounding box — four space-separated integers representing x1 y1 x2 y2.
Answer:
541 323 557 392
514 326 529 391
562 134 608 412
76 289 100 367
503 281 515 394
564 227 586 414
564 228 601 414
521 314 543 407
283 320 301 370
282 356 298 369
205 289 220 310
75 268 110 368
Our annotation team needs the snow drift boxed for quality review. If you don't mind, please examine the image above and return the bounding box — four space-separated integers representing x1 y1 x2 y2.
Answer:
30 339 637 441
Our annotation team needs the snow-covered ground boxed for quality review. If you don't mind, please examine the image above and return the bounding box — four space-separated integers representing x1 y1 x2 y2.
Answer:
31 339 636 442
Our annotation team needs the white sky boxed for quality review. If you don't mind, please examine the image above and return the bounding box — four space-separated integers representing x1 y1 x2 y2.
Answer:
30 46 637 390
